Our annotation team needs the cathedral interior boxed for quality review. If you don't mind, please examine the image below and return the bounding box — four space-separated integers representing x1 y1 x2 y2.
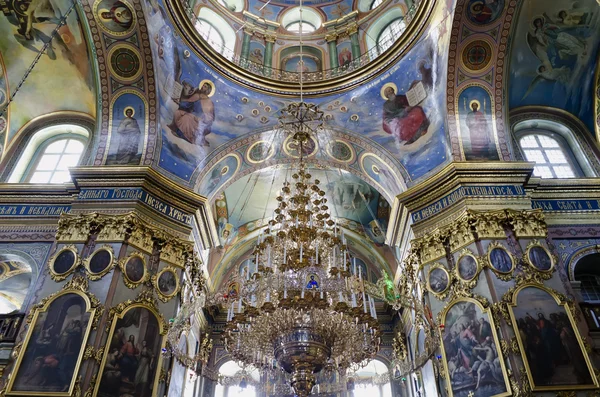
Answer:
1 0 600 396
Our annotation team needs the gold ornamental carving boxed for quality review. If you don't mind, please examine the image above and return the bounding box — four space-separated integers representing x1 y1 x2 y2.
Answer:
57 213 94 242
470 209 506 239
507 209 546 238
448 217 475 252
96 214 134 241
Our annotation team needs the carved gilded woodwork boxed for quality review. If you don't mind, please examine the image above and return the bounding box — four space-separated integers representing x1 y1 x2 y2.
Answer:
507 209 547 238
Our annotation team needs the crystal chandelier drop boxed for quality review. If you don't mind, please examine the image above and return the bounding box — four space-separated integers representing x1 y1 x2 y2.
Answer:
218 102 381 397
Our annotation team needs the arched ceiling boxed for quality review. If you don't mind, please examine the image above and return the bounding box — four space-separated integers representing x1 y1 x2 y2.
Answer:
213 163 391 245
0 4 96 156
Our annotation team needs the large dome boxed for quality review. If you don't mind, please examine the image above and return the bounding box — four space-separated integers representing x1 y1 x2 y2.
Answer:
166 0 435 95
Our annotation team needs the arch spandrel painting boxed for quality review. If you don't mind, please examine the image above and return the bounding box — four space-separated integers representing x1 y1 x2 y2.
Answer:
0 0 95 143
142 0 452 186
509 0 600 133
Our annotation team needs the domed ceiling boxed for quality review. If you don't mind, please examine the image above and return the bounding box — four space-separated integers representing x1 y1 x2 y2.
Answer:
143 0 454 194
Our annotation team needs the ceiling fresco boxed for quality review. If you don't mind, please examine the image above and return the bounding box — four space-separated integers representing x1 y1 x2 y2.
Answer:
213 164 391 246
0 3 96 155
508 0 600 134
142 0 454 191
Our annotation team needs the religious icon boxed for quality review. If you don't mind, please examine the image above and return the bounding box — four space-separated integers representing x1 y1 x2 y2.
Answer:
509 285 597 391
306 274 320 290
456 254 478 281
440 298 511 397
113 106 142 164
86 247 114 275
7 292 95 395
96 0 135 34
157 268 178 297
228 282 239 298
123 253 146 284
488 245 513 273
466 0 505 25
50 246 79 276
381 82 430 146
95 305 164 397
427 266 449 294
527 245 553 271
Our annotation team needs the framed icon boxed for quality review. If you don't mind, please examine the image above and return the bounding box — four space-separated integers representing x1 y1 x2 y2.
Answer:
524 241 554 273
119 251 147 288
84 245 116 280
427 264 450 295
153 267 180 302
455 250 480 282
49 245 80 281
487 242 515 274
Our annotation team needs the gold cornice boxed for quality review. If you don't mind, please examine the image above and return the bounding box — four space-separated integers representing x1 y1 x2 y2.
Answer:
165 0 435 97
397 161 535 211
70 166 219 248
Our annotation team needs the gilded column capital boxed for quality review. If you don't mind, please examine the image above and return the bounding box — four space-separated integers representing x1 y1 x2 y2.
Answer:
507 209 547 238
470 210 507 239
325 33 338 42
265 34 277 43
346 23 358 36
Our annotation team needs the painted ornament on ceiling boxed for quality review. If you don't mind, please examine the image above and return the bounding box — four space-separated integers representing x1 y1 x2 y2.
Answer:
197 154 240 198
465 0 505 25
509 0 600 133
94 0 137 36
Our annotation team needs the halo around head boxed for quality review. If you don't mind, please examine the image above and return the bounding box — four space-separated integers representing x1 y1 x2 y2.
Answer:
199 79 216 97
123 106 135 117
469 99 481 110
380 82 398 100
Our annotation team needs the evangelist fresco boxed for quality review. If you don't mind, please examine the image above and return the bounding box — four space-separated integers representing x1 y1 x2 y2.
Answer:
510 286 595 390
509 0 600 132
457 85 499 160
441 300 509 397
96 306 162 397
8 293 93 394
0 1 95 142
142 0 451 185
106 92 146 165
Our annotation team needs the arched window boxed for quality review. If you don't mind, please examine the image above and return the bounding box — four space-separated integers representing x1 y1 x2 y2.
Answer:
370 0 384 10
574 253 600 302
281 7 322 35
214 360 259 397
351 360 392 397
377 18 405 54
8 124 89 184
196 18 225 55
285 21 316 33
518 133 580 178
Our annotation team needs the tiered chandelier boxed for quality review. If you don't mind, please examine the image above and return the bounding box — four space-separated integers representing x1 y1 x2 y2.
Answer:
216 102 381 396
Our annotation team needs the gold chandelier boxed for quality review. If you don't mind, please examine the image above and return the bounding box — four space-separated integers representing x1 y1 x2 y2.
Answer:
215 102 381 396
